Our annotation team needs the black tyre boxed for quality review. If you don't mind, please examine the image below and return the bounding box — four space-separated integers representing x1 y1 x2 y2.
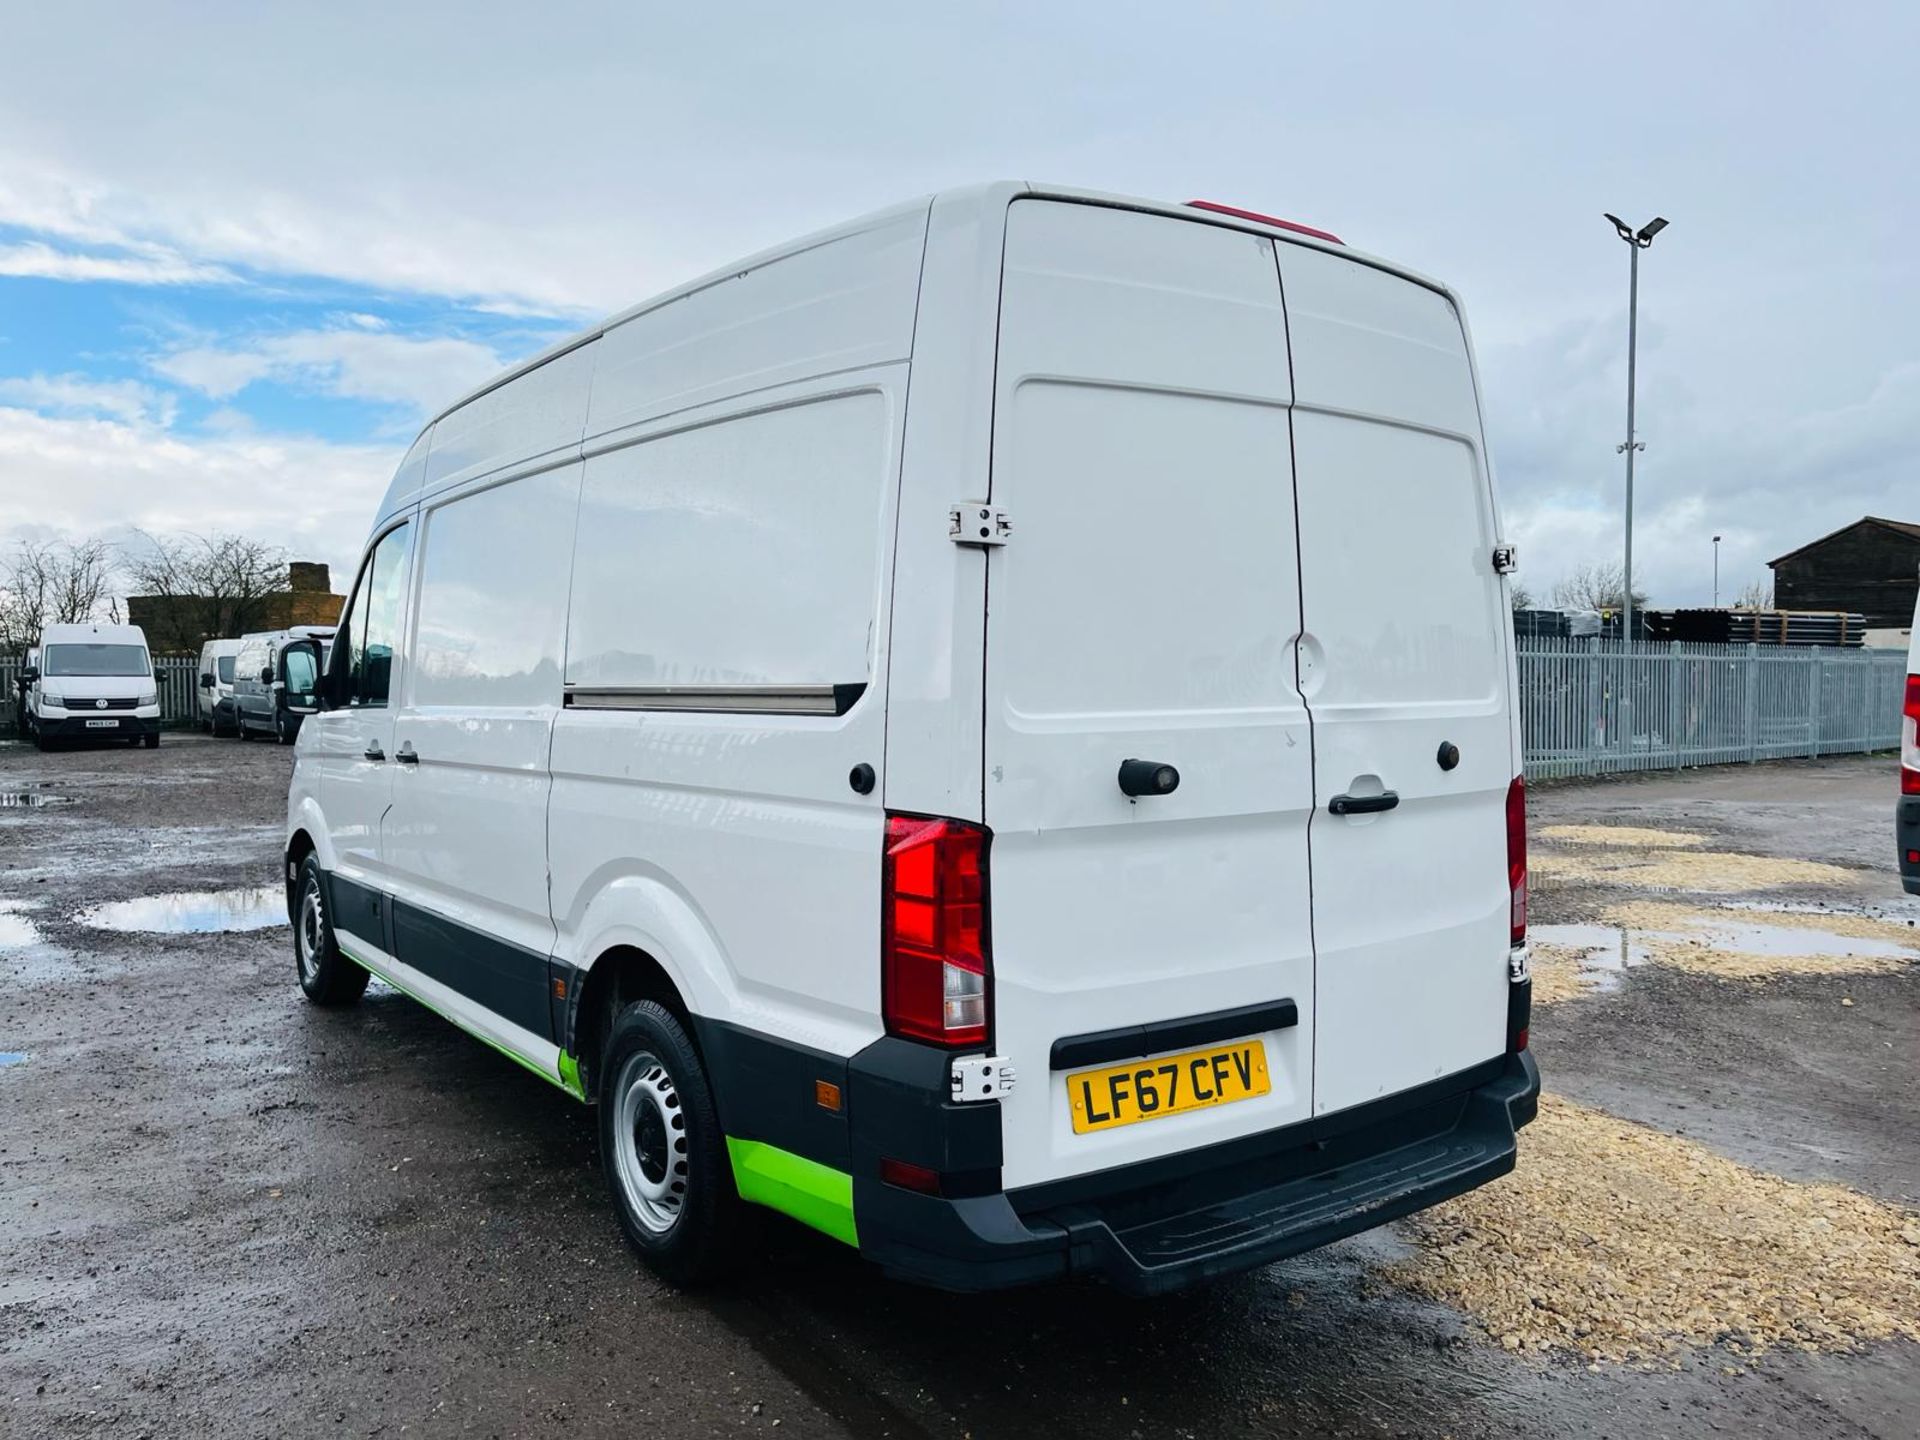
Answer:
33 728 53 752
293 853 369 1006
275 713 292 745
236 714 252 741
598 1000 749 1286
143 732 160 749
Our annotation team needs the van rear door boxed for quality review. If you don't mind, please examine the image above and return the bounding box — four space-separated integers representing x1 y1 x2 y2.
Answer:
982 200 1316 1189
1276 245 1515 1115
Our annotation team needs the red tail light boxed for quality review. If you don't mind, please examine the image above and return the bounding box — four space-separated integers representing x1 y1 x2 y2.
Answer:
882 814 989 1048
1506 775 1528 946
1902 676 1920 795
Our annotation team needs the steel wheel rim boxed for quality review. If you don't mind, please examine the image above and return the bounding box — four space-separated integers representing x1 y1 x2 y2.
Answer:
612 1050 690 1234
297 879 325 983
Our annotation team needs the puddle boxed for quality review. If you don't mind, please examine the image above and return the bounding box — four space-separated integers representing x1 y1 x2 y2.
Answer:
1532 907 1919 996
0 1052 27 1068
0 899 45 949
76 885 286 935
0 790 75 809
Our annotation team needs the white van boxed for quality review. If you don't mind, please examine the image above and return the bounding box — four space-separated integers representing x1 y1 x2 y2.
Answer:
23 623 161 750
198 637 246 734
232 628 332 743
283 185 1537 1292
1900 588 1919 893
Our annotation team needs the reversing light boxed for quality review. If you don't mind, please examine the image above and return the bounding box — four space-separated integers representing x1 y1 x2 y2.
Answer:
1901 676 1919 795
882 814 990 1048
1507 775 1528 947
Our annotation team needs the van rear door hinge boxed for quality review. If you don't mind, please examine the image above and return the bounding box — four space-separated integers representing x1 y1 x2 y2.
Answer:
951 1054 1016 1103
949 504 1011 547
1492 543 1519 574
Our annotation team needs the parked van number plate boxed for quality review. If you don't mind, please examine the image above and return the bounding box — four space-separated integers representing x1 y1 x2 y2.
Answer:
1067 1040 1270 1134
85 718 119 728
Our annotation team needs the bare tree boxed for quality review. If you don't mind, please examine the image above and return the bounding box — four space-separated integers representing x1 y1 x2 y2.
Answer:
0 538 116 651
1509 580 1537 611
1550 561 1650 613
122 531 290 650
1732 578 1774 611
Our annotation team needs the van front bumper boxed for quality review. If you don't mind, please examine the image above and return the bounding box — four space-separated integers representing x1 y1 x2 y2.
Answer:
849 1047 1540 1296
36 713 161 739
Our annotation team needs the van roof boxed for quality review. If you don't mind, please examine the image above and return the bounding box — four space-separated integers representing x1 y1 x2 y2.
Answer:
39 622 148 646
412 182 1456 444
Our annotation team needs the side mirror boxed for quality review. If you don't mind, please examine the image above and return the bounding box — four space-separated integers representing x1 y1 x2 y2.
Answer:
22 666 39 684
259 666 274 685
200 674 215 688
282 639 324 715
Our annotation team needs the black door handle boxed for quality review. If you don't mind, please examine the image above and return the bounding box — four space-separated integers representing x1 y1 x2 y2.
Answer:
363 741 386 761
1118 759 1180 797
1329 791 1399 816
395 741 419 765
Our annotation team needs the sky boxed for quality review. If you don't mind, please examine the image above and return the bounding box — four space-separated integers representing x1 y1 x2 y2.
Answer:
1 1 1915 610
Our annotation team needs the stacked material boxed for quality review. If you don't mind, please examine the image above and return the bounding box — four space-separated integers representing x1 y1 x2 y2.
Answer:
1642 608 1867 647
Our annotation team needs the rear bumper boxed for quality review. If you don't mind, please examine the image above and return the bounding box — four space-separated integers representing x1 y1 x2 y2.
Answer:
1899 795 1920 895
853 1048 1540 1295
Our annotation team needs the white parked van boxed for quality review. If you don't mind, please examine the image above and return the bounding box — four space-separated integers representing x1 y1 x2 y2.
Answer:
232 629 332 743
283 185 1538 1292
1900 588 1919 894
198 637 246 734
23 623 161 750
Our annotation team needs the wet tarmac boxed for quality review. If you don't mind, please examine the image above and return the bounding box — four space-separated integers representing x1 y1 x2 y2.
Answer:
0 736 1915 1438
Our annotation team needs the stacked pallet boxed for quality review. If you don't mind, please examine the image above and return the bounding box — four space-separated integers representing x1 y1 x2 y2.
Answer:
1642 609 1867 647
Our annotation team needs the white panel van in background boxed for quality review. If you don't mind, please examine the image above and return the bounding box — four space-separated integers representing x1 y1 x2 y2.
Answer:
22 623 161 750
282 185 1538 1293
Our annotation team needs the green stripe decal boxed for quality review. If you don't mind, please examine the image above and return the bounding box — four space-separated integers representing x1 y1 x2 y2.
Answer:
726 1138 858 1248
339 943 585 1104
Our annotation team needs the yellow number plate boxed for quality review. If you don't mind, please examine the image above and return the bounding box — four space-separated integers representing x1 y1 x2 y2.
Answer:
1066 1039 1270 1134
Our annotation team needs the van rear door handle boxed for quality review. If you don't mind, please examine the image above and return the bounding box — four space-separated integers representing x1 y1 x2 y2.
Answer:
363 741 386 762
395 741 419 765
1329 791 1399 815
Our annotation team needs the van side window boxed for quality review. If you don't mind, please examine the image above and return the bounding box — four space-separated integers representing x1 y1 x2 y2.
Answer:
412 468 578 708
566 393 888 694
341 522 411 707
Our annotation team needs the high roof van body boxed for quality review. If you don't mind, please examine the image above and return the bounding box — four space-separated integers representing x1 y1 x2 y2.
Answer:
283 184 1538 1292
1899 588 1919 893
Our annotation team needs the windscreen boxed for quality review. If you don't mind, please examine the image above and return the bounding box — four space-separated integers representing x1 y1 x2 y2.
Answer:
45 644 149 678
216 656 236 683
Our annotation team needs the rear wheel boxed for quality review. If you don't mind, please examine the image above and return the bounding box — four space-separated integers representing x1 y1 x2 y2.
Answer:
598 1001 748 1286
294 853 368 1006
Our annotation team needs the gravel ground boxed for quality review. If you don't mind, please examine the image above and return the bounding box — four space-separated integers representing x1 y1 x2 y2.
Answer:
1 735 1916 1438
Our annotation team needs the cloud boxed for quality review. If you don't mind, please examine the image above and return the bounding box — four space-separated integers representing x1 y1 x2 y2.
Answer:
151 326 506 416
0 403 394 583
0 238 236 286
0 372 176 426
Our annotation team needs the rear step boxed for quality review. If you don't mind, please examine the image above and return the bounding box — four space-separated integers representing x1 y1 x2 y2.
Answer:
1027 1054 1538 1295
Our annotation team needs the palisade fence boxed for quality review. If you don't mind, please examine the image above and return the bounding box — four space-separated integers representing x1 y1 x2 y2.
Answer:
1517 638 1907 780
0 646 1908 772
0 654 202 735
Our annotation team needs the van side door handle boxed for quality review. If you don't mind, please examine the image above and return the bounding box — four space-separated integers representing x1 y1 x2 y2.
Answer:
363 741 386 762
395 741 419 765
1329 790 1399 816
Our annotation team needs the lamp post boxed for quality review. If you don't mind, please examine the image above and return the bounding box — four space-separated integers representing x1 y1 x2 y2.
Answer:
1604 212 1669 640
1712 534 1722 608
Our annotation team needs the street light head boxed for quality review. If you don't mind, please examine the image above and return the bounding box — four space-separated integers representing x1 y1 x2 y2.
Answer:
1636 216 1669 245
1603 212 1635 243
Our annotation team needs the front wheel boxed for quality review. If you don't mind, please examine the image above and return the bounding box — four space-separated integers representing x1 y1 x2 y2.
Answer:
142 732 160 749
275 713 293 745
294 854 368 1006
598 1001 750 1286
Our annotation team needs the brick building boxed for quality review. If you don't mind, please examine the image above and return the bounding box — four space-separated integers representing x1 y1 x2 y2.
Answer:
127 561 346 654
